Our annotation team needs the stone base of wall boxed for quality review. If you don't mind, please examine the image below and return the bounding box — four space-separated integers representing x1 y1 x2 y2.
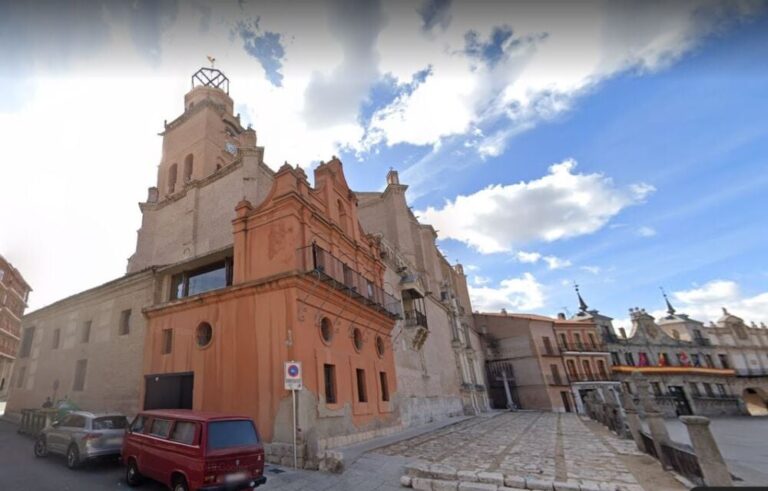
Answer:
400 396 465 427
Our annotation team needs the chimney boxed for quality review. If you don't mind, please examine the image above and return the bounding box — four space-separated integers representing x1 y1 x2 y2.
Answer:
557 313 566 320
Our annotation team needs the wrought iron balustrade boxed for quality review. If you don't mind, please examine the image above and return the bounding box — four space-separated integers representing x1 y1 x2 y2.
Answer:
404 309 428 329
297 244 401 318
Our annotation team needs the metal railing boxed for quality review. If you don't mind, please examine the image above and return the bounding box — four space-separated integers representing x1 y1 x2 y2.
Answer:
558 342 605 352
569 372 613 382
735 367 768 377
404 309 428 329
661 443 704 486
297 245 402 318
692 337 711 346
540 344 559 356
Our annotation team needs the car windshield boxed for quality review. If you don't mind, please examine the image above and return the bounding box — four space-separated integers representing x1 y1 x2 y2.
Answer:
93 416 128 430
207 420 259 450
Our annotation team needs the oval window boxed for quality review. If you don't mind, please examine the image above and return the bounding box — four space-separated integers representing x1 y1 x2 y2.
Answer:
320 318 333 344
352 327 363 352
376 336 385 358
196 322 213 348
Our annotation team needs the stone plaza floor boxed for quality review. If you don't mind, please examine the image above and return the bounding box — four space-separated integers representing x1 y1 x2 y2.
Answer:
378 411 684 490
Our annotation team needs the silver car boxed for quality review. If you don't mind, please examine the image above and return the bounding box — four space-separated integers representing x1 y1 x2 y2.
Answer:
34 411 128 469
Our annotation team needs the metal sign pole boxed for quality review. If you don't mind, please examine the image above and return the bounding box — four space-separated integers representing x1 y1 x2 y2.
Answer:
292 388 298 469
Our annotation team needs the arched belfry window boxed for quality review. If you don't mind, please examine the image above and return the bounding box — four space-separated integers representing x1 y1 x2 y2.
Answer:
168 164 178 193
183 154 194 183
338 199 348 234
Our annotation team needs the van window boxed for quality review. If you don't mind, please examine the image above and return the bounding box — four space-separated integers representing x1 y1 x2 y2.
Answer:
130 415 146 433
149 418 173 438
207 420 259 450
93 416 127 430
171 421 198 445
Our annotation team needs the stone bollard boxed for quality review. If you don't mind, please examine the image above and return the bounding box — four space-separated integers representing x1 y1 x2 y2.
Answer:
632 373 672 469
621 391 645 451
680 416 733 487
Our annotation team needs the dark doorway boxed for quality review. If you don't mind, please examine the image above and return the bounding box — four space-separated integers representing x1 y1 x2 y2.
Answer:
560 391 572 412
144 372 194 410
668 385 692 415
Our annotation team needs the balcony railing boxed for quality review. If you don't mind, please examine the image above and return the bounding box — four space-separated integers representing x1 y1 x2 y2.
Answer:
569 372 613 382
404 309 428 329
297 245 402 318
735 367 768 377
558 342 605 353
692 337 711 347
693 394 739 402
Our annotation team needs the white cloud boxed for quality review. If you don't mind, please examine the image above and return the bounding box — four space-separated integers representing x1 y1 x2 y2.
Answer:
368 1 763 154
543 256 572 270
637 226 657 237
418 159 655 253
516 251 542 263
580 266 602 275
473 275 491 286
515 251 570 269
469 272 545 312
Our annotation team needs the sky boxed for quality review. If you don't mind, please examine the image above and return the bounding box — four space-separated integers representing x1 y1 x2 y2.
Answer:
1 0 767 330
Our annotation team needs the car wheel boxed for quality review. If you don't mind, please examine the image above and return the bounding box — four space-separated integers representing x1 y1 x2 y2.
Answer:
33 437 48 457
172 475 189 491
125 459 142 487
66 444 80 469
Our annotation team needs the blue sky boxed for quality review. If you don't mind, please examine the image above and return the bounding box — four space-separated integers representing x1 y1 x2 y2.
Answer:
1 1 766 327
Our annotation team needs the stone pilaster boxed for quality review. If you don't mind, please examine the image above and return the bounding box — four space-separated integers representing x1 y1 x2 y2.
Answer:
680 416 733 487
632 372 672 469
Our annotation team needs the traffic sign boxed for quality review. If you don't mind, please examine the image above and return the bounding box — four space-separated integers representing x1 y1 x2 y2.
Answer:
284 361 302 390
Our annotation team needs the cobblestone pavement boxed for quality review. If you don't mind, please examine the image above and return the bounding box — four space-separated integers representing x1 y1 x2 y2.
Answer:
378 411 661 490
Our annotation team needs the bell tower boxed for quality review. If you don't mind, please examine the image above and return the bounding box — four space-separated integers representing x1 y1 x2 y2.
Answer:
127 67 269 274
155 67 256 200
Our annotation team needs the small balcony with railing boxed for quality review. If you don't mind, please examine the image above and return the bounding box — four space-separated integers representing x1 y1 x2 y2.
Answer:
568 372 614 382
297 244 401 318
404 309 428 329
545 374 570 386
558 341 606 353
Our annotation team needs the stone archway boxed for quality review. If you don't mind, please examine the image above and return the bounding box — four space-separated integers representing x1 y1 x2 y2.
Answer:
743 387 768 416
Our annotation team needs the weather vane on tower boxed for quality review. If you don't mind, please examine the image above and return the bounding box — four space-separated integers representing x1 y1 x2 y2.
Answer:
207 55 216 68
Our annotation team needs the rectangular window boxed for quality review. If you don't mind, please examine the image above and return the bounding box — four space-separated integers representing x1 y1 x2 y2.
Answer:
52 328 60 349
356 368 367 403
73 359 88 391
716 384 727 396
171 259 233 300
704 354 714 368
379 371 389 402
19 326 35 358
82 321 91 343
542 336 553 355
207 420 259 450
550 364 562 385
703 382 714 397
689 382 701 396
650 382 662 396
625 353 635 366
323 364 337 404
119 309 131 335
162 329 173 355
611 352 621 365
170 421 198 445
149 418 172 438
16 366 26 388
717 354 730 369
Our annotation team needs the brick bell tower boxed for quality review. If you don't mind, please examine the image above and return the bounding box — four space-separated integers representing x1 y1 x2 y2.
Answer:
127 66 269 273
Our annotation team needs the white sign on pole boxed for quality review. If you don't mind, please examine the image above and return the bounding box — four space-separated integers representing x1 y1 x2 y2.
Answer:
284 361 302 391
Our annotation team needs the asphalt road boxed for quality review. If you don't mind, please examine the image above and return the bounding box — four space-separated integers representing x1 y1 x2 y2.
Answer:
0 419 168 491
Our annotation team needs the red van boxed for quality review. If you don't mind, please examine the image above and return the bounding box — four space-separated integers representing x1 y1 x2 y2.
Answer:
122 409 267 491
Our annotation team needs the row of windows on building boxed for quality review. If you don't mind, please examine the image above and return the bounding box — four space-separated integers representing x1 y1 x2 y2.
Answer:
632 380 731 398
322 363 389 405
17 309 134 358
610 351 731 369
15 358 88 392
